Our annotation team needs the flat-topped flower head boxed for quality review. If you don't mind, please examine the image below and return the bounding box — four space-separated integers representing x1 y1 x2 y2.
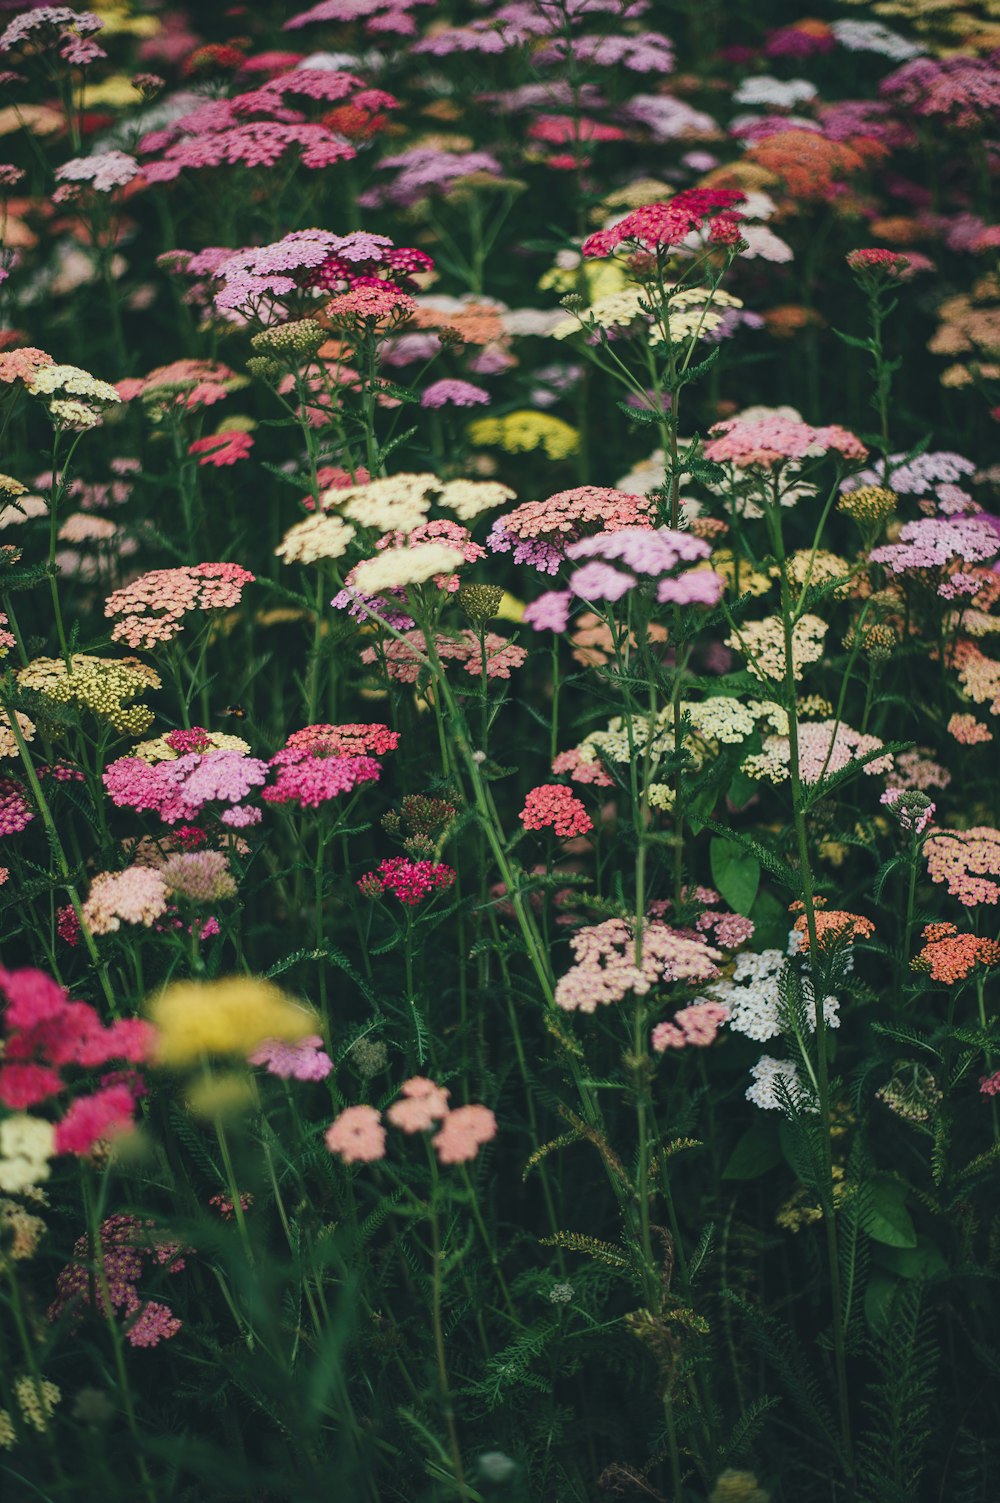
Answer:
704 413 867 469
924 826 1000 906
520 784 593 838
582 189 745 258
105 564 254 650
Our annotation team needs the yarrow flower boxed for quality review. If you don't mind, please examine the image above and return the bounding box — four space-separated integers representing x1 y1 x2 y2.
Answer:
791 910 875 952
104 748 269 824
248 1034 333 1080
651 1001 729 1051
104 563 255 650
421 379 490 409
358 857 456 906
488 487 655 575
581 188 745 258
48 1215 184 1349
924 826 1000 906
912 923 1000 984
263 744 382 809
746 1055 815 1112
149 977 318 1066
18 655 161 736
325 1104 386 1162
704 414 867 468
555 919 720 1013
519 785 593 839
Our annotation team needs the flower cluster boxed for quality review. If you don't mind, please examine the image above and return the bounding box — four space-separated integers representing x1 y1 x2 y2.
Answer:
48 1215 184 1349
105 564 255 649
555 918 721 1013
519 785 593 839
358 857 456 906
326 1077 496 1165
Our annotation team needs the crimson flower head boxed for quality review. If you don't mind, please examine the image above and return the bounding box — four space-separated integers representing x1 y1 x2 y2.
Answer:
582 189 745 259
846 247 912 286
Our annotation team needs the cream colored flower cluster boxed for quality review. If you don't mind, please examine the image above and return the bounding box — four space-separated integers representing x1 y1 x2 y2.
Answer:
0 1115 55 1194
351 543 466 594
26 362 121 430
276 512 356 566
18 655 162 735
133 729 251 764
727 614 828 682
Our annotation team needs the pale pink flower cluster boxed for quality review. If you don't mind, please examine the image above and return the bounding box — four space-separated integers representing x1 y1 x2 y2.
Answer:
885 748 952 791
704 414 867 468
140 96 358 183
361 629 527 683
870 517 999 580
555 919 721 1013
524 525 721 626
105 563 255 649
326 1077 497 1165
651 1001 729 1051
0 7 105 64
249 1034 332 1081
54 152 139 196
115 359 245 411
948 712 993 745
81 868 169 935
742 720 892 784
924 826 1000 906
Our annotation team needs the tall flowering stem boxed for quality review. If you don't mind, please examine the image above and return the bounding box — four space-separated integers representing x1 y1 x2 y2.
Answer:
769 497 855 1490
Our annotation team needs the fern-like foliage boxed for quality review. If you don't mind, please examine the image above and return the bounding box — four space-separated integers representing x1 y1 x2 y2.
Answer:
856 1282 937 1503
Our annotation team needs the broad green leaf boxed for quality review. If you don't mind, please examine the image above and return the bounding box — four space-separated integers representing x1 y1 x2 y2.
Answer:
710 836 761 916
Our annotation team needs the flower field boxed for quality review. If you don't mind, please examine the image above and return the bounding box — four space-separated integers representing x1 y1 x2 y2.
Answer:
1 1 1000 1499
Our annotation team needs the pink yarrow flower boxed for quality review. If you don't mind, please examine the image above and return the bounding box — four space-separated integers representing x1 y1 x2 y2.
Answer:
325 1104 386 1162
520 785 593 838
386 1076 451 1132
188 432 254 466
434 1104 497 1164
358 857 456 905
248 1034 333 1080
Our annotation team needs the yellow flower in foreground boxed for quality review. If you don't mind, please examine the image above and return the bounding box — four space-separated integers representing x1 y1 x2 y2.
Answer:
149 977 318 1067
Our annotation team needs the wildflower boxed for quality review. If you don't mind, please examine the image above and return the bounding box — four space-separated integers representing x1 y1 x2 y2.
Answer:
434 1104 497 1165
520 785 593 839
251 319 326 357
54 1084 140 1156
793 910 875 953
981 1072 1000 1098
709 1470 771 1503
837 484 897 530
924 827 1000 906
160 851 237 904
263 749 381 809
188 432 254 467
48 1214 184 1348
705 414 867 469
549 1282 574 1304
19 655 161 735
880 789 936 835
727 615 827 683
284 722 399 757
248 1035 333 1081
421 379 490 409
325 1105 386 1163
81 869 170 936
350 1037 388 1077
469 412 579 461
948 713 992 745
104 563 254 651
104 748 269 824
877 1063 942 1123
556 919 720 1013
459 584 505 622
651 1002 729 1051
149 977 318 1066
25 363 121 430
53 152 139 195
704 950 839 1043
913 923 1000 983
276 513 356 565
581 188 745 258
746 1056 815 1112
359 857 456 906
0 1115 56 1193
846 247 913 285
117 360 247 413
387 1077 451 1132
351 543 465 595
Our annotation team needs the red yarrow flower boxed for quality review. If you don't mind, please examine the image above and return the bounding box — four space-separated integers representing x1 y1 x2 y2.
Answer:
582 188 745 259
520 784 593 839
188 431 254 467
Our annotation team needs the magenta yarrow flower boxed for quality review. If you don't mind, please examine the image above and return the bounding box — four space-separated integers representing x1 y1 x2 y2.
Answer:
359 857 456 906
420 379 490 409
248 1034 333 1080
262 751 381 809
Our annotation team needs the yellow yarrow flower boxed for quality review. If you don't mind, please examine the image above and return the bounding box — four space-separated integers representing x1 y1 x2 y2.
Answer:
468 412 579 459
148 977 319 1067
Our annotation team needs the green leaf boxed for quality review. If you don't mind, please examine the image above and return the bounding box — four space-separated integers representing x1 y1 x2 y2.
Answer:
873 1237 947 1281
710 836 761 916
723 1120 783 1180
831 327 874 352
864 1177 917 1248
864 1270 899 1337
